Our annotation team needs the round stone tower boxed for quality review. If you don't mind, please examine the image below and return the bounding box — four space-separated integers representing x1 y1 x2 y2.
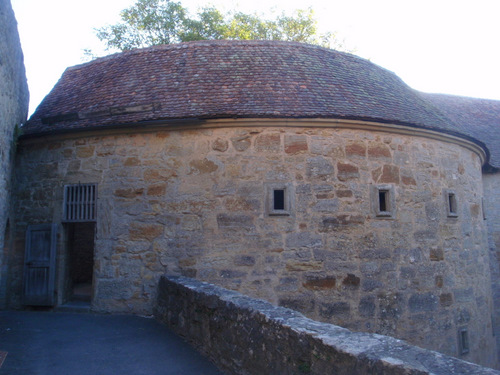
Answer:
11 40 497 368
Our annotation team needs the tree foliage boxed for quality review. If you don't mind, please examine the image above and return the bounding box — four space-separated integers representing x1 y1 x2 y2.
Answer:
95 0 345 52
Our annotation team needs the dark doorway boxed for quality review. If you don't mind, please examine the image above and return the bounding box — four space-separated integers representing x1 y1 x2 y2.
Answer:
66 222 95 302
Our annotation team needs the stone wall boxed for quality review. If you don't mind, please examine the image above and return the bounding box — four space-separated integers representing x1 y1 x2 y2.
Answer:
155 275 500 375
12 122 497 367
484 171 500 361
0 0 29 308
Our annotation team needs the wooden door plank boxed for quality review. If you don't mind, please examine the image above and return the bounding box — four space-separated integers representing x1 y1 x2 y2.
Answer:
23 224 57 306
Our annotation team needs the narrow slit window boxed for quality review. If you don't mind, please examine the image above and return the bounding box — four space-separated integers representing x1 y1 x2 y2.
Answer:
459 328 469 354
372 185 395 218
445 190 458 217
378 190 388 212
448 193 456 214
63 184 97 223
273 189 285 210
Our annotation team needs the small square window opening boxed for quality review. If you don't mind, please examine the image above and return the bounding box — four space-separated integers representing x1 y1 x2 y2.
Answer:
266 183 294 216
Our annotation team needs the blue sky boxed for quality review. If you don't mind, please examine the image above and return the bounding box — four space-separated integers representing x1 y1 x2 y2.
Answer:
11 0 500 116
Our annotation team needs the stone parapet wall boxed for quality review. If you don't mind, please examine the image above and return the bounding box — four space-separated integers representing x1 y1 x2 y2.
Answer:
12 122 496 367
155 275 500 375
0 0 29 308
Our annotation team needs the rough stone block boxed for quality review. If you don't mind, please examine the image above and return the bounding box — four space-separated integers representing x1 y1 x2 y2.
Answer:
224 196 259 211
453 288 474 303
220 269 247 279
123 156 140 166
285 232 322 249
216 214 254 230
360 262 379 277
455 308 471 325
255 133 281 152
76 146 95 158
286 261 323 272
379 164 400 184
359 248 391 260
359 296 376 317
342 273 360 287
408 293 438 313
345 142 366 157
212 137 229 152
306 156 334 179
337 162 360 181
143 168 176 182
430 247 444 261
312 199 339 213
146 184 166 196
188 158 218 174
231 135 251 151
362 278 384 292
414 230 437 242
336 189 353 198
440 293 453 307
435 275 444 288
303 276 336 290
319 301 350 319
276 277 299 292
285 135 308 154
128 222 164 241
368 143 391 158
114 187 144 198
378 292 405 319
234 255 256 266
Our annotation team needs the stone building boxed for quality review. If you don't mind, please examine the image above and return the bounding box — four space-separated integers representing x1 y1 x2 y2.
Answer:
0 0 29 308
6 40 500 368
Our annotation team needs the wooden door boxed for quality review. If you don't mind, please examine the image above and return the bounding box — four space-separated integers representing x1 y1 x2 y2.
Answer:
23 224 57 306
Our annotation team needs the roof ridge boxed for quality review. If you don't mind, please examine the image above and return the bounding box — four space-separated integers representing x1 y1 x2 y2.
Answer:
68 40 355 72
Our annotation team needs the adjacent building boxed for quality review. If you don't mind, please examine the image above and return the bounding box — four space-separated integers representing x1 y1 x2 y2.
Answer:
0 0 29 308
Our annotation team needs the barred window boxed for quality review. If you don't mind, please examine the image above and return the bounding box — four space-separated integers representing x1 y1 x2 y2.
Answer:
63 184 97 222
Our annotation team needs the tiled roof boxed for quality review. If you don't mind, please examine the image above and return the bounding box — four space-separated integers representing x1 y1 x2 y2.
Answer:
421 93 500 169
23 40 499 168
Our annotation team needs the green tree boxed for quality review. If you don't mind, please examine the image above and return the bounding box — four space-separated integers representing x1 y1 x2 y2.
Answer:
180 7 227 41
96 0 188 49
95 0 347 52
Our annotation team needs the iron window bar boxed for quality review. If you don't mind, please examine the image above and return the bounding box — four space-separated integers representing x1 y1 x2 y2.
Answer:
62 184 97 222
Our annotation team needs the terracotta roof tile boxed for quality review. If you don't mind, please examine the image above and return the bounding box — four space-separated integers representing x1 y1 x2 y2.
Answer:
421 93 500 168
23 40 499 168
